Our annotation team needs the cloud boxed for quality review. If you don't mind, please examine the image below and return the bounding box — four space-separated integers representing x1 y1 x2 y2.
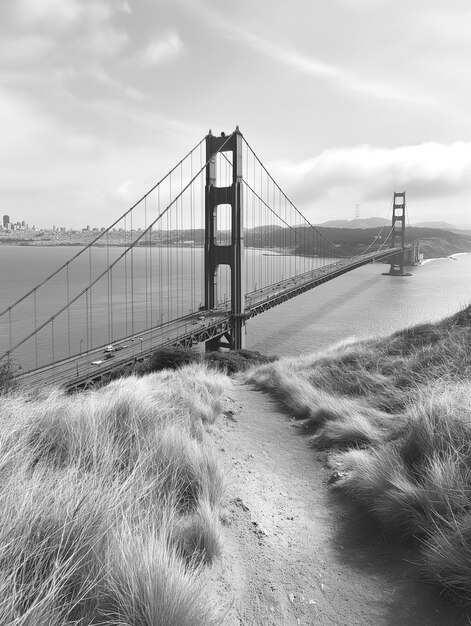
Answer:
121 0 132 14
0 35 55 65
270 141 471 206
13 0 120 31
14 0 84 26
87 26 129 56
238 32 433 105
139 32 184 65
115 180 135 196
184 1 433 105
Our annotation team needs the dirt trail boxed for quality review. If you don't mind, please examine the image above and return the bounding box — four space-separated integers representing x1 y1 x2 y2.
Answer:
208 381 470 626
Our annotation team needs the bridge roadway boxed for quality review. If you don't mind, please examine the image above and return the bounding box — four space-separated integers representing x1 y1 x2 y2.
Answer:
16 246 404 391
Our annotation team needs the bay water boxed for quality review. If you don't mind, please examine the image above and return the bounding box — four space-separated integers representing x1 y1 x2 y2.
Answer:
1 246 470 365
248 253 471 356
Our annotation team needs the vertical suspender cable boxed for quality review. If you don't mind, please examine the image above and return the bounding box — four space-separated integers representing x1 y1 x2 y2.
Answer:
34 291 38 368
168 174 172 323
124 214 128 336
149 212 153 336
89 246 93 348
190 150 194 312
158 186 162 326
145 196 149 329
107 230 111 344
85 291 89 351
200 142 204 308
110 267 114 343
67 265 71 357
180 159 183 318
8 309 12 355
131 209 134 335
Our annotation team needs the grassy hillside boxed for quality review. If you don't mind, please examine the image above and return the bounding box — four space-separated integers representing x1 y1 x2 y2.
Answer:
247 304 471 601
244 224 471 259
0 365 229 625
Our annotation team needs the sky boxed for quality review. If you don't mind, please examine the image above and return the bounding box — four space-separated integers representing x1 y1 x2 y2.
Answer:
2 0 471 230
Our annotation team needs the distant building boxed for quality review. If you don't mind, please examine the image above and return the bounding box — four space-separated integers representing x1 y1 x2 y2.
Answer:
2 215 9 229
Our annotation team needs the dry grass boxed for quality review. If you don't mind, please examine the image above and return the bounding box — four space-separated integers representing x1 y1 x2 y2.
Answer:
0 364 229 624
247 304 471 601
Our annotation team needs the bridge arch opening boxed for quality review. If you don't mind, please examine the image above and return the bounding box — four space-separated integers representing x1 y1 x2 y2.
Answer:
215 151 233 188
215 204 231 245
215 264 231 308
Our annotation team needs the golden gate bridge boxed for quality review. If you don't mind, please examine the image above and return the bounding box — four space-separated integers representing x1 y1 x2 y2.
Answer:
0 128 419 389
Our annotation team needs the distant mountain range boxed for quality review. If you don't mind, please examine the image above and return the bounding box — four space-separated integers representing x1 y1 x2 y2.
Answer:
315 217 390 229
413 221 459 230
315 217 461 231
242 223 471 259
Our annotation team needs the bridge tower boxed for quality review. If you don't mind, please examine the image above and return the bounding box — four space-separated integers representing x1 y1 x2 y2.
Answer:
387 191 409 276
204 128 245 350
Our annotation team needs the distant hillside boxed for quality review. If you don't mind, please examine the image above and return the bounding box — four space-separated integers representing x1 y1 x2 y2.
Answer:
405 227 471 258
244 225 471 259
315 217 390 229
413 221 457 230
248 225 285 235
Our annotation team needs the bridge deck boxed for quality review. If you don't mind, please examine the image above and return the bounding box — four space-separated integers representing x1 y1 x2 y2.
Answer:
16 247 405 390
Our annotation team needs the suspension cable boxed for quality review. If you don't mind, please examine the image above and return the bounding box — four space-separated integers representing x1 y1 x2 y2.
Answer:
242 136 400 259
0 132 235 361
0 136 206 319
354 195 395 255
241 136 354 256
241 179 341 257
219 148 345 258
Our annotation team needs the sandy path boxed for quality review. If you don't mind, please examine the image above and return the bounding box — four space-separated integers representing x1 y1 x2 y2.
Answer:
208 381 470 626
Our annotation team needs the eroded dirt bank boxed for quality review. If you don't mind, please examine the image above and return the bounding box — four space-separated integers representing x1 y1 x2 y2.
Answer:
208 381 471 626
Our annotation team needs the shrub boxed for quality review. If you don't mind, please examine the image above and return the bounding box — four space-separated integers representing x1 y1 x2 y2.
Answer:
204 349 276 374
0 361 16 395
147 346 201 372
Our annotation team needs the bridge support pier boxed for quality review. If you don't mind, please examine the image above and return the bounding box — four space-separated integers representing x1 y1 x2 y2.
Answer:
204 128 246 351
383 191 412 277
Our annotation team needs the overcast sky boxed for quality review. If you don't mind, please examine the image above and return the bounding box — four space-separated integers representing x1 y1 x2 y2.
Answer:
2 0 471 229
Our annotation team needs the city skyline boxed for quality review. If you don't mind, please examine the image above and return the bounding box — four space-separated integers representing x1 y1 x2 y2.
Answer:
1 1 471 229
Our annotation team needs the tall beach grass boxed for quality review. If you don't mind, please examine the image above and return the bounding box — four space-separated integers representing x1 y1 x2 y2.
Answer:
0 364 229 624
247 304 471 601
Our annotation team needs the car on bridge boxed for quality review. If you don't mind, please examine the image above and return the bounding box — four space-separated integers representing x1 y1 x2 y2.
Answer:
92 353 115 365
103 344 126 353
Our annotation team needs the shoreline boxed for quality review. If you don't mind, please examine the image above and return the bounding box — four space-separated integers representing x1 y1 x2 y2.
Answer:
0 239 470 262
420 250 471 264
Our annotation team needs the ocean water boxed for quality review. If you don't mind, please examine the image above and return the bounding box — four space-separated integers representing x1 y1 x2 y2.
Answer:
1 246 470 365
